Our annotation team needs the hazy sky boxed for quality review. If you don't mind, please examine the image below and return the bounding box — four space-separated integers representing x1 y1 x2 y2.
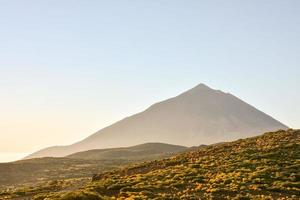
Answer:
0 1 299 162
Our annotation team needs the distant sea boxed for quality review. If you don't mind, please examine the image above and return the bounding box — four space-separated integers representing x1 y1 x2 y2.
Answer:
0 152 29 163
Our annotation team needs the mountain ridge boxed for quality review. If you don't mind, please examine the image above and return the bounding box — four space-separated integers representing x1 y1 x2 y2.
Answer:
66 142 188 160
26 83 288 159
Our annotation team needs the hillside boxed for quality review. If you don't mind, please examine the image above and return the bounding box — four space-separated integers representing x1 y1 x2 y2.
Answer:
0 143 186 187
27 84 288 158
67 143 187 160
18 129 299 200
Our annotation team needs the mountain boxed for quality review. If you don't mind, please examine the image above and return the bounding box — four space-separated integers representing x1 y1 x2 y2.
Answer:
8 129 299 199
0 143 187 186
26 83 288 159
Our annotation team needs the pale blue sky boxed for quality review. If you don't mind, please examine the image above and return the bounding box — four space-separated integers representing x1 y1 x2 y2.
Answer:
0 1 299 161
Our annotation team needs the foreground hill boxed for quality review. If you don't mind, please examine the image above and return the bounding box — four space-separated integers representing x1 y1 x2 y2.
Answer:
27 129 299 199
0 143 186 187
27 84 288 158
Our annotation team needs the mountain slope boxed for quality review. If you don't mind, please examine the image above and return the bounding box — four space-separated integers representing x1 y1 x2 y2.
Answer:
0 143 187 186
33 129 300 200
26 84 288 158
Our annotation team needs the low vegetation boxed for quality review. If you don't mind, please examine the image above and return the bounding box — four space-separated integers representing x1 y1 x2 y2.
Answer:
1 130 299 199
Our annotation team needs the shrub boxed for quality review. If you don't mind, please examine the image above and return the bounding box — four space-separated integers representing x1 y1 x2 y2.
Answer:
60 190 103 200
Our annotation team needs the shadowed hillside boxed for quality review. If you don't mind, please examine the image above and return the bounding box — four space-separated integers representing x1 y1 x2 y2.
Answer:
0 143 187 187
17 129 299 200
67 143 187 160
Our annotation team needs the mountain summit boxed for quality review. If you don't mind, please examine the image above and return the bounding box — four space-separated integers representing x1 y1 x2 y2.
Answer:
26 84 288 158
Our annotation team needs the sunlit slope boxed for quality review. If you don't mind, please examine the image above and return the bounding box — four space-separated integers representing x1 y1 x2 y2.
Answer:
37 129 299 199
